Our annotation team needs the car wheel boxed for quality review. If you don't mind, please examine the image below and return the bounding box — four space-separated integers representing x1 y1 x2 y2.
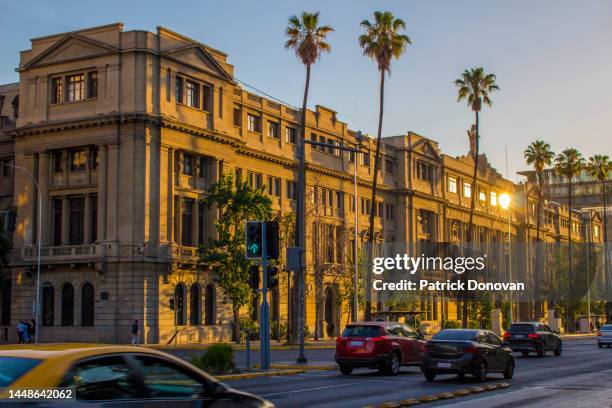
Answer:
503 360 515 379
384 351 401 376
521 351 529 358
554 342 562 356
537 347 545 358
339 365 353 375
474 362 487 382
424 370 436 382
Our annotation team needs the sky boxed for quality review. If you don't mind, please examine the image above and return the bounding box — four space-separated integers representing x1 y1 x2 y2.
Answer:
1 0 611 181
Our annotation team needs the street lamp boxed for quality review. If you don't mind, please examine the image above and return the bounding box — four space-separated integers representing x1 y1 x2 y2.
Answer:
2 163 42 344
499 192 513 323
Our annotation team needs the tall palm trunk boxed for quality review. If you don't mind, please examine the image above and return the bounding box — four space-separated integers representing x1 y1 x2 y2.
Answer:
566 179 573 332
365 70 385 321
534 174 543 318
602 179 611 321
462 110 479 328
293 62 311 344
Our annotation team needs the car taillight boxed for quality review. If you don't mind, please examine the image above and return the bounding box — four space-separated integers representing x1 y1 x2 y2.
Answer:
528 333 541 340
336 336 346 343
503 332 511 339
370 336 385 342
463 345 477 353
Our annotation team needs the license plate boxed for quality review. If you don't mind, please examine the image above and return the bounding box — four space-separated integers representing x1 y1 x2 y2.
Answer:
514 335 525 338
437 362 452 368
349 341 363 347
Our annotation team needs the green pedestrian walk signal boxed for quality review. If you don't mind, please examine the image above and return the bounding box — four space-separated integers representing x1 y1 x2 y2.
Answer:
246 221 263 259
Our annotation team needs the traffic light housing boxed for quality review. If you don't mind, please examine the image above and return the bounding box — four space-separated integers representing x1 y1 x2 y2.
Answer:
248 265 260 291
267 266 279 289
246 221 263 259
265 220 279 260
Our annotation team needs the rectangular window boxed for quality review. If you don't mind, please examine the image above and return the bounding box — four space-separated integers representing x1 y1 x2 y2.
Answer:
361 198 371 215
348 150 355 162
448 176 458 193
463 182 472 198
479 190 487 202
53 198 62 246
247 114 261 133
186 80 200 108
385 159 395 174
267 176 281 197
198 202 205 246
1 159 12 177
327 138 334 154
319 136 327 151
233 107 242 127
66 74 84 102
181 199 194 246
286 127 297 144
235 168 243 186
175 76 184 104
51 77 62 104
268 121 280 139
87 72 98 99
336 191 343 213
311 133 318 150
183 154 193 175
416 161 433 182
90 195 97 243
90 147 99 170
376 202 384 218
361 153 370 167
69 197 85 245
198 157 207 178
70 150 87 171
386 204 395 220
349 195 355 212
490 191 498 206
203 84 212 112
248 171 262 189
286 180 297 200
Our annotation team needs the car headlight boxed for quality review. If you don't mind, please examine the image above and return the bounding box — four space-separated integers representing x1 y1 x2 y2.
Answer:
260 401 275 408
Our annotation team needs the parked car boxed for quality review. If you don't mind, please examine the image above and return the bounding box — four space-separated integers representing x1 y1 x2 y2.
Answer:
0 344 273 407
335 322 425 375
598 324 612 348
502 322 562 357
421 329 514 382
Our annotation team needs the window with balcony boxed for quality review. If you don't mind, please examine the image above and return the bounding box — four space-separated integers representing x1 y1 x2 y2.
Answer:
416 160 433 182
448 176 458 193
87 72 98 99
52 198 62 246
286 127 297 144
66 74 84 102
247 114 261 133
182 154 193 176
181 199 194 246
186 80 200 108
69 197 85 245
70 150 87 171
268 121 280 139
51 78 62 104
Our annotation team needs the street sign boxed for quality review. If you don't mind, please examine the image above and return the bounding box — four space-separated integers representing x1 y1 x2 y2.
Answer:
286 247 302 271
246 221 263 259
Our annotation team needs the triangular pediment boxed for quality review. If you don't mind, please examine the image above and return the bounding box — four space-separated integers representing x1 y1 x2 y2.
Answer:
24 34 118 69
413 139 441 161
164 45 232 80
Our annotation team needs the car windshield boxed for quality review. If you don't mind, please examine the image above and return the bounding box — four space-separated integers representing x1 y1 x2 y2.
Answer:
0 357 42 387
342 326 383 337
432 330 477 341
601 325 612 331
509 324 535 333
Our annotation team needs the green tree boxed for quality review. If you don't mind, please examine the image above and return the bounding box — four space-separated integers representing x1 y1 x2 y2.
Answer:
586 154 611 319
285 10 333 342
359 10 411 320
454 67 499 327
524 140 555 317
554 148 585 331
198 174 272 342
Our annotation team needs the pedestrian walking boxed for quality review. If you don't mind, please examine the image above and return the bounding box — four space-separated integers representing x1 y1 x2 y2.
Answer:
21 321 30 344
131 320 139 346
16 321 24 344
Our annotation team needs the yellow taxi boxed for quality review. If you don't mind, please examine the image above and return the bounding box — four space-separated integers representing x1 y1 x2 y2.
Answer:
0 344 273 407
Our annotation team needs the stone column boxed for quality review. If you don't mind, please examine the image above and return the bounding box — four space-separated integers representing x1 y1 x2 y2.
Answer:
61 196 69 245
97 145 108 242
206 159 219 241
38 152 50 245
84 194 91 244
168 148 175 243
106 144 119 242
175 197 182 245
192 199 199 247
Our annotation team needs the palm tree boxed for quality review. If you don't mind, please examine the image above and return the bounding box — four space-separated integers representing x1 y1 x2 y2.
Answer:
359 11 411 321
586 155 611 320
554 148 585 331
524 140 555 318
285 11 333 344
454 67 499 327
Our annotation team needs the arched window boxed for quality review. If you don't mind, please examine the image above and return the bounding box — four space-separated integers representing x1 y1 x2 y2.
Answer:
189 284 201 325
42 284 54 327
61 283 74 326
175 284 185 325
81 283 95 327
204 285 215 326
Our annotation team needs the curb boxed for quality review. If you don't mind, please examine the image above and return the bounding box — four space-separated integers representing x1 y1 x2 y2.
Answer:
363 382 510 408
251 363 338 371
216 369 306 381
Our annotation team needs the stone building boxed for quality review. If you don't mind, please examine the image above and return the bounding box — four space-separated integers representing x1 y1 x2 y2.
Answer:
0 23 604 344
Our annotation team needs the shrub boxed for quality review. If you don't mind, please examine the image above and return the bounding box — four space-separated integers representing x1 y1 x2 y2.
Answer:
238 317 260 342
191 344 235 375
271 321 288 341
443 320 462 329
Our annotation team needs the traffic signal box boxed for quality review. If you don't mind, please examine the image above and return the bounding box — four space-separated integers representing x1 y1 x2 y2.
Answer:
245 221 279 260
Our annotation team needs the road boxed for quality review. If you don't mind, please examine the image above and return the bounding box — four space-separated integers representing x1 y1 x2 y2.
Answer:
177 338 612 408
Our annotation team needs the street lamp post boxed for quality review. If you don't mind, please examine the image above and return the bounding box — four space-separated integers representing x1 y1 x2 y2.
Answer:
499 192 512 324
3 163 42 344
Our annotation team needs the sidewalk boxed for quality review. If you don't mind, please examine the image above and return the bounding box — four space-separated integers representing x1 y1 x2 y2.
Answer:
150 339 337 351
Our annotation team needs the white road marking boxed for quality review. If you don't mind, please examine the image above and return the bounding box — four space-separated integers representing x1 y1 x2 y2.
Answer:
260 381 376 397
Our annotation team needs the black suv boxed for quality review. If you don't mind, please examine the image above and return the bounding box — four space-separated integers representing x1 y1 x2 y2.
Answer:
502 322 562 357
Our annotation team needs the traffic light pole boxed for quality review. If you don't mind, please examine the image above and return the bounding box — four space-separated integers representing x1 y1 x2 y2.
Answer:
260 222 271 370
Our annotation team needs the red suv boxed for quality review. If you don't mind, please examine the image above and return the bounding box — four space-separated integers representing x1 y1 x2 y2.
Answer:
335 322 425 375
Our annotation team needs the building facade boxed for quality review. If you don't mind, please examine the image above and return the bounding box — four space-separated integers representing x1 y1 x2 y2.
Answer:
0 23 604 344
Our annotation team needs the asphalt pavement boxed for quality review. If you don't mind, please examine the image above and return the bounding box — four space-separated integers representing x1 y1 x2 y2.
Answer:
205 338 612 408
